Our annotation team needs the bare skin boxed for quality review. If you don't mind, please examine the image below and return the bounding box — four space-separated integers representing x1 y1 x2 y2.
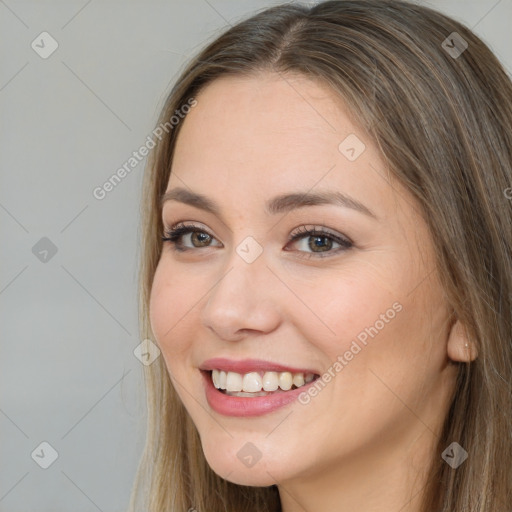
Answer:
149 72 475 512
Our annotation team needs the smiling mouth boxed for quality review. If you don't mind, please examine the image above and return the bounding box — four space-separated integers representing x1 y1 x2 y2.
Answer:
206 369 320 397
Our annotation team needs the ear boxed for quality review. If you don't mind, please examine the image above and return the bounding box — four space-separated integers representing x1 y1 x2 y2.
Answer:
446 319 478 362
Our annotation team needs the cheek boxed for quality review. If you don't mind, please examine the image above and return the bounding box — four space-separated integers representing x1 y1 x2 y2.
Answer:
287 259 436 416
149 260 198 358
286 263 402 359
316 276 445 418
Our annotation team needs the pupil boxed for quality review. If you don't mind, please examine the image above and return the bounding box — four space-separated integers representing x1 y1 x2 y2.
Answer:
310 236 331 252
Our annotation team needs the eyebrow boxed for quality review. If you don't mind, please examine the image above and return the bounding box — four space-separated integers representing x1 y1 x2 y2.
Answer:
160 187 377 219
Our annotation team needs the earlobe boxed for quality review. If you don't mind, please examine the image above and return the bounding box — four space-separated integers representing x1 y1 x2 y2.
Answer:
446 319 478 362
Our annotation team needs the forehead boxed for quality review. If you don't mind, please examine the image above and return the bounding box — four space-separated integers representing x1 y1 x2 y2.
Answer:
168 73 399 220
174 72 354 166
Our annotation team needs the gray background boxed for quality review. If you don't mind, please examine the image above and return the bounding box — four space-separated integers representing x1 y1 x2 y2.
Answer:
1 1 510 511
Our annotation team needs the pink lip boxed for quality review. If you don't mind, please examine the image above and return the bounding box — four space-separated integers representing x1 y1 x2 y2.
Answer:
199 357 318 375
199 360 321 417
200 370 319 417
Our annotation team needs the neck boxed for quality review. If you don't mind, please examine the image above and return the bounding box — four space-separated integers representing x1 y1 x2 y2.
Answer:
278 426 438 512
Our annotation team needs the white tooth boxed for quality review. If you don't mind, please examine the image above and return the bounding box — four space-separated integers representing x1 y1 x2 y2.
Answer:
212 369 220 389
219 370 227 389
226 390 270 397
292 373 305 388
305 373 315 383
262 371 279 391
279 372 293 391
226 371 243 392
242 372 263 392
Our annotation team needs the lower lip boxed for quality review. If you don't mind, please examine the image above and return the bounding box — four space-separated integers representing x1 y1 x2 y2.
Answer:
201 370 318 417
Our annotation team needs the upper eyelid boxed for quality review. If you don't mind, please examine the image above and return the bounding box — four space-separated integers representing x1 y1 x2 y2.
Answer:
164 221 215 236
162 208 353 238
164 222 340 236
290 224 351 239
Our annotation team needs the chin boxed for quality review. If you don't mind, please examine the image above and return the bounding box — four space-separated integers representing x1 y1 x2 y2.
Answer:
200 437 288 487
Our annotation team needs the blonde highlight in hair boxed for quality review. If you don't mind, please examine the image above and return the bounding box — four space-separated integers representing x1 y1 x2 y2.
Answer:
129 1 512 510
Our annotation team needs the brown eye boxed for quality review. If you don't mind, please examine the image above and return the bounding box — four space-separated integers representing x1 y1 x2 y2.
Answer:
307 235 334 252
190 231 212 247
162 223 221 251
287 226 353 259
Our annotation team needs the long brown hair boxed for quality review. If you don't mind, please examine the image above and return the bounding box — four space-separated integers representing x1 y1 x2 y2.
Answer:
129 1 512 510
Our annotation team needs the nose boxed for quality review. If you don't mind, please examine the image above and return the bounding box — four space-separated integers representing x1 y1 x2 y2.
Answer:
199 254 282 342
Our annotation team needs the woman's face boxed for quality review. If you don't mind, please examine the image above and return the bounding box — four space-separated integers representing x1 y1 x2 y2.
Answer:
149 72 458 489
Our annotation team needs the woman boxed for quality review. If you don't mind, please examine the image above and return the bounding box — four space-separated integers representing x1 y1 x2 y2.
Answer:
129 1 512 511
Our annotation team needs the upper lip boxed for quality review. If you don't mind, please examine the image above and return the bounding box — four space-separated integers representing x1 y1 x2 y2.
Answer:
199 358 319 375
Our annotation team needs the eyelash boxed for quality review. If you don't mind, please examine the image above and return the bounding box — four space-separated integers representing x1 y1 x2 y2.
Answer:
161 222 353 259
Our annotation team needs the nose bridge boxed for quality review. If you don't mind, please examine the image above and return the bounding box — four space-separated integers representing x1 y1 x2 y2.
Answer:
212 233 269 298
200 243 281 339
